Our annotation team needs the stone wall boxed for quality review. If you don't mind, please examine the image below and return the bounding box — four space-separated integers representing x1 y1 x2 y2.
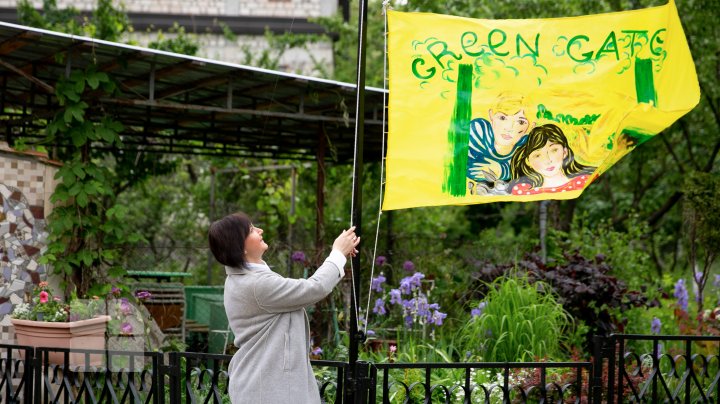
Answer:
0 143 60 337
0 0 336 17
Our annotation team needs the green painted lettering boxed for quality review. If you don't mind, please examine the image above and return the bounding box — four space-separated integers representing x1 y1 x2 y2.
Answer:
567 35 593 63
650 28 666 56
595 31 620 61
461 31 484 57
516 33 539 57
411 58 436 80
621 30 647 57
427 40 462 69
488 29 509 57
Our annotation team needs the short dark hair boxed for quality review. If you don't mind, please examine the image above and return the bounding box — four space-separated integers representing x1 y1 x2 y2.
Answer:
208 212 252 268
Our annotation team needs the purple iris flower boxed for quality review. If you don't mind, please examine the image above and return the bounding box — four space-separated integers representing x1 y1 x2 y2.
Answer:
372 298 387 315
371 274 386 292
389 289 402 305
674 279 689 312
431 311 447 326
471 302 487 318
651 317 661 335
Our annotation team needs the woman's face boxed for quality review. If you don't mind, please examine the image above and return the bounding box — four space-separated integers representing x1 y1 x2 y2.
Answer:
244 224 268 263
527 141 567 179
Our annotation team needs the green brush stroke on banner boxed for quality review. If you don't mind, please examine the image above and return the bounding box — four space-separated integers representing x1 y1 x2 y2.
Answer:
442 64 472 197
635 57 657 105
623 128 654 145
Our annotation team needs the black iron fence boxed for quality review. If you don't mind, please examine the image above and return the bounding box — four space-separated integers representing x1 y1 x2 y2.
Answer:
1 334 719 403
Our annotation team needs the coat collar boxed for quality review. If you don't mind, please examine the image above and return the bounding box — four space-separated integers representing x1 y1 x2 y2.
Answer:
225 261 270 275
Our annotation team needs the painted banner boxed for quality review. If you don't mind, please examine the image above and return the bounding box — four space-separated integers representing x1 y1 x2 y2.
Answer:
383 1 699 210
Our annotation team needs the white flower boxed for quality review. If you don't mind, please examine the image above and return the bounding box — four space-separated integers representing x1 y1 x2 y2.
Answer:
12 302 31 319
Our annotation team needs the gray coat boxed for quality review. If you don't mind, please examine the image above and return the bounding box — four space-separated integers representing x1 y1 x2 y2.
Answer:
224 250 346 404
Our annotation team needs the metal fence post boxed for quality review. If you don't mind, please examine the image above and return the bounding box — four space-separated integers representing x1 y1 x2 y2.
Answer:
591 335 605 404
24 346 34 404
355 361 371 403
33 348 41 404
167 352 181 404
367 363 377 404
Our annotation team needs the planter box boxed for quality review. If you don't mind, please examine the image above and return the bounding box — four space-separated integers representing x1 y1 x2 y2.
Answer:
11 315 110 367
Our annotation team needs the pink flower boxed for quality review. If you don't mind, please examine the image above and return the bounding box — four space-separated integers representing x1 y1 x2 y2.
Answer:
135 290 152 300
39 291 49 303
121 322 133 335
120 298 133 315
389 345 397 353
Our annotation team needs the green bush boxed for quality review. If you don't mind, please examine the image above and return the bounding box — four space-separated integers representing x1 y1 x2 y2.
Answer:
459 276 571 362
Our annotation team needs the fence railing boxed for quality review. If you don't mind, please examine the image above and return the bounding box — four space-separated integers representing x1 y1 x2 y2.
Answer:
594 334 720 403
1 334 719 403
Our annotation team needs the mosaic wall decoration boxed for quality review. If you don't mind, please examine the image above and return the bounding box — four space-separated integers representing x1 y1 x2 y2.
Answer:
0 146 58 343
0 184 49 327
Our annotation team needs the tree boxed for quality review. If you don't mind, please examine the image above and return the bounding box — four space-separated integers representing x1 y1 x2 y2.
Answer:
683 172 720 316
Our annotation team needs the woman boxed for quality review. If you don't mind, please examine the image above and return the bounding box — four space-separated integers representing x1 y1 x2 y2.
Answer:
208 212 360 404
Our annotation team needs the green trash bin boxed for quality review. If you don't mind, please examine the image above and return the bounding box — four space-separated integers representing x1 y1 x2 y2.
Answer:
185 286 224 322
209 302 234 354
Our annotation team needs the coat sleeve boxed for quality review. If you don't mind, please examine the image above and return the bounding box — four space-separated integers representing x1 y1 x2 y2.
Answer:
254 250 347 313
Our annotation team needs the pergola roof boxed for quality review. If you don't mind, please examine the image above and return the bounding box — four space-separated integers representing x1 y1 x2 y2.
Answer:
0 21 387 162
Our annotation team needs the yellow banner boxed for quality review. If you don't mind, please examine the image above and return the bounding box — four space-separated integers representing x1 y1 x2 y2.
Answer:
383 1 699 210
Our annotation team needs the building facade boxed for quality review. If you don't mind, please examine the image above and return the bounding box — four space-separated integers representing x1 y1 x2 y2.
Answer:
0 0 341 75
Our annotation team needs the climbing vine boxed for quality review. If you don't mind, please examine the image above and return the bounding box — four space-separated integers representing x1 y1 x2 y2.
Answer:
39 66 141 297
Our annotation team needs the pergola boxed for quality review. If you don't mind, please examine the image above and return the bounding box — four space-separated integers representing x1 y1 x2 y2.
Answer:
0 21 386 162
0 19 383 400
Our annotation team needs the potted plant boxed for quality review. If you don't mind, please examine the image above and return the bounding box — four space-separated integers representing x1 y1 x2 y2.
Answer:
10 282 110 366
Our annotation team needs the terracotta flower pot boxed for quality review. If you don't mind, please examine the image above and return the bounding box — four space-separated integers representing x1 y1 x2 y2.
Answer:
11 315 110 367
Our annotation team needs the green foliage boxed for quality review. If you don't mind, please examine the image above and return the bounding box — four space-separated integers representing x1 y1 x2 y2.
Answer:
459 276 571 362
17 0 131 41
548 214 654 291
147 23 200 55
38 65 152 295
472 252 650 352
312 0 386 86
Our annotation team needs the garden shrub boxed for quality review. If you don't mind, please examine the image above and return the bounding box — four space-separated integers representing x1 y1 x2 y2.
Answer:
459 276 571 362
470 251 649 352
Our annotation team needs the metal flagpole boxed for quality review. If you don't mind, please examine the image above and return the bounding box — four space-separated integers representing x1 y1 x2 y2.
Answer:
346 0 369 401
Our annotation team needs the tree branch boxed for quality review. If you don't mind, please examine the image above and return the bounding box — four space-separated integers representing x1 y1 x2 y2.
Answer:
679 120 700 171
648 192 683 228
660 134 685 175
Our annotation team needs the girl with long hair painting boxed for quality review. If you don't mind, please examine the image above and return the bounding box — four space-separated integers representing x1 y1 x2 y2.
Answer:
509 124 595 195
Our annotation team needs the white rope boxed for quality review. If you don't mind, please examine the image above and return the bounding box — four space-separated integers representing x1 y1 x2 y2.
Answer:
361 1 391 336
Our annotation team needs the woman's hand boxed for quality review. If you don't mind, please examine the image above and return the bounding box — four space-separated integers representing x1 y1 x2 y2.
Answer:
332 226 361 258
